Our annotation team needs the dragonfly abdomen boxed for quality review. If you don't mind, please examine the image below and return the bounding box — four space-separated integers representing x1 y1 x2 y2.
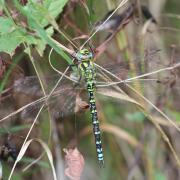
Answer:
85 75 104 167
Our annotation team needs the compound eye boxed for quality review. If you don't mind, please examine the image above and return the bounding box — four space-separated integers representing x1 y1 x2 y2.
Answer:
75 49 93 61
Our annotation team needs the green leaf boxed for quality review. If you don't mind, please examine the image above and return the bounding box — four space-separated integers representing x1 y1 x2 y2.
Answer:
0 16 51 55
0 124 30 134
27 16 72 63
0 17 22 54
12 0 73 64
0 28 24 55
24 0 68 27
0 17 15 33
0 20 37 55
0 0 5 7
35 26 54 56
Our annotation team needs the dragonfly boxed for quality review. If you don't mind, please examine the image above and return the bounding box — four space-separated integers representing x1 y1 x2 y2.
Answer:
74 48 105 166
0 1 179 169
1 46 176 167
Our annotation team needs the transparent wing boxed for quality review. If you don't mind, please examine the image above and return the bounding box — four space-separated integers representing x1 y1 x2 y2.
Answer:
95 49 164 83
0 75 83 122
94 48 180 109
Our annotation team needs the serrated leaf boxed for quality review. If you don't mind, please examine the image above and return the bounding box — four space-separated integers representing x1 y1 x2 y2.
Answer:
0 17 15 33
0 17 24 54
14 0 73 64
35 26 54 56
24 0 68 27
0 25 37 55
24 26 54 57
0 29 24 55
0 16 46 55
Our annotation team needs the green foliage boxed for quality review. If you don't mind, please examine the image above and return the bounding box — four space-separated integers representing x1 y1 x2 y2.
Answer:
0 125 30 134
33 26 54 56
2 164 22 180
0 0 5 7
20 2 71 62
0 17 35 55
23 0 68 27
0 17 15 33
0 0 71 63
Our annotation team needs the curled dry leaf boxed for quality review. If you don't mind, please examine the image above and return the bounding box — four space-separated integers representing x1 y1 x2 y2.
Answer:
64 148 85 180
75 95 89 113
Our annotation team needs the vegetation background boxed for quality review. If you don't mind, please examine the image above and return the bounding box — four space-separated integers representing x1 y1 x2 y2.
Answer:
0 0 180 180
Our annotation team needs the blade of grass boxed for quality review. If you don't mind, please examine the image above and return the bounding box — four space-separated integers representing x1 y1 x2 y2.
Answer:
0 53 24 92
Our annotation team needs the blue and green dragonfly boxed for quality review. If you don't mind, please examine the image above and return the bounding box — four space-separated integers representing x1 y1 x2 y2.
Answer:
0 46 166 167
0 2 169 168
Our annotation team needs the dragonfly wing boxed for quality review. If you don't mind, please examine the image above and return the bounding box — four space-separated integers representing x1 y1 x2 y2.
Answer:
1 75 83 122
19 88 78 121
95 49 169 87
93 48 180 109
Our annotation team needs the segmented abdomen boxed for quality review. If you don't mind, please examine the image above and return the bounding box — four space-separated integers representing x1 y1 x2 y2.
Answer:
87 83 104 166
81 61 104 167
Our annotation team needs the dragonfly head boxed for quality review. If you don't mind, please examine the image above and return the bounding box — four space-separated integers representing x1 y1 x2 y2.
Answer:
75 49 93 62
